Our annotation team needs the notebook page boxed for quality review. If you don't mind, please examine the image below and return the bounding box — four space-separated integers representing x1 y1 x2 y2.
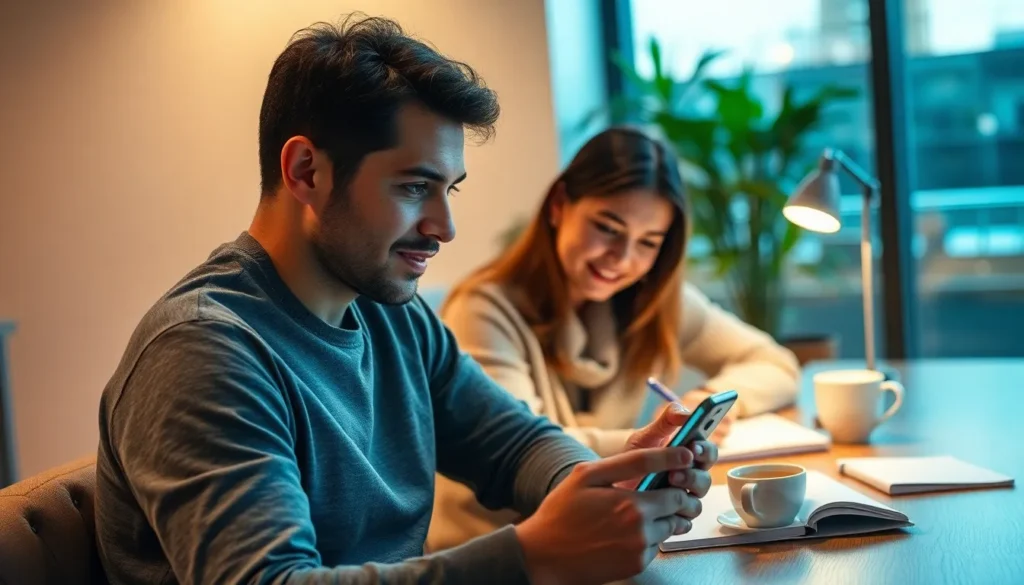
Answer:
803 471 906 523
719 414 830 462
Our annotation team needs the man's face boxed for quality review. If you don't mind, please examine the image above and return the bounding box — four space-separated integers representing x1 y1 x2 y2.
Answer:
312 103 466 305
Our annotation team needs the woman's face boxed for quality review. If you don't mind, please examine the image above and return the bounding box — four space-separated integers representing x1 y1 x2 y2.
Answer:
551 188 675 305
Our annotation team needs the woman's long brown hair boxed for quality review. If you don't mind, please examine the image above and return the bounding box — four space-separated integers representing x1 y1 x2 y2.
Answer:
450 127 690 389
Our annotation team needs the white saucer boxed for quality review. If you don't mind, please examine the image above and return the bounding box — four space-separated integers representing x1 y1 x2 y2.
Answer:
717 510 797 532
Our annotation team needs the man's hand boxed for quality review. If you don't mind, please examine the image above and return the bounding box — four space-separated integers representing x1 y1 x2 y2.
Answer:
514 404 719 585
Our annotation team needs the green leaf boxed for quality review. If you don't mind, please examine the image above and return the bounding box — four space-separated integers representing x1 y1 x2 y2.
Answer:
780 220 803 256
610 51 654 96
671 49 728 107
703 79 729 94
703 78 764 156
712 250 741 278
648 39 676 101
690 49 727 80
650 37 662 79
734 179 787 207
654 112 717 161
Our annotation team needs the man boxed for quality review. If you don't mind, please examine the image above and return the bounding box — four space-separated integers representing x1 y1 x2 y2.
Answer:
95 14 718 585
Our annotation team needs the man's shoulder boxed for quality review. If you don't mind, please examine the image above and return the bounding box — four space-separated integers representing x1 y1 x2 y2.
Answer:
134 246 260 351
101 244 271 409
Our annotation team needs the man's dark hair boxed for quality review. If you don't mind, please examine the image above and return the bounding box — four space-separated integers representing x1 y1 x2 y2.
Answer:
258 14 500 194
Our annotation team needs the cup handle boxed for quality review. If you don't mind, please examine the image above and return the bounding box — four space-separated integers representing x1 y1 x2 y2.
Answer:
878 380 905 423
740 484 760 519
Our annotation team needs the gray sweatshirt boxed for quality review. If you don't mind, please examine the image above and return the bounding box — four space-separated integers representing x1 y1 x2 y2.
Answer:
95 232 597 584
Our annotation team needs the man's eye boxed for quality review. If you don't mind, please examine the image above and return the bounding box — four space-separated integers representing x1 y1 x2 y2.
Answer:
401 183 429 197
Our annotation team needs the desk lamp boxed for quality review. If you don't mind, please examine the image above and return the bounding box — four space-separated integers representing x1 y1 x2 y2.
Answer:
783 148 880 372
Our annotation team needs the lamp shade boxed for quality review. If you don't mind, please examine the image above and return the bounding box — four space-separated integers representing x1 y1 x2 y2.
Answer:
783 157 843 234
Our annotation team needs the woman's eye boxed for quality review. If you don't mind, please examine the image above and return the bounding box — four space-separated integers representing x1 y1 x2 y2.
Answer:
594 222 619 237
639 239 660 249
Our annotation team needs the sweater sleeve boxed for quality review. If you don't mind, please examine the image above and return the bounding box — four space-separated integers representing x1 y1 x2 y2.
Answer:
442 290 635 457
677 283 801 417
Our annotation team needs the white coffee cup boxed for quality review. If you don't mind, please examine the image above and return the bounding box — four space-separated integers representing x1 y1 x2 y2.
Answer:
814 369 904 444
727 463 807 528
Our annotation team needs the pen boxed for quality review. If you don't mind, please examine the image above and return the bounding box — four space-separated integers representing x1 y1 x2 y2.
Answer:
646 377 690 413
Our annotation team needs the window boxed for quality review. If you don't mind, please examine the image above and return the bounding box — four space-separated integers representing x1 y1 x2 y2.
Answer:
626 0 883 358
906 0 1024 357
617 0 1024 359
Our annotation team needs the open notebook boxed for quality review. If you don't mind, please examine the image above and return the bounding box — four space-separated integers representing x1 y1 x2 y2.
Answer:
838 456 1015 495
660 471 912 552
718 414 830 462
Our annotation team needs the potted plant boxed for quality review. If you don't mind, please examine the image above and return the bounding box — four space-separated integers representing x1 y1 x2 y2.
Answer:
588 40 858 363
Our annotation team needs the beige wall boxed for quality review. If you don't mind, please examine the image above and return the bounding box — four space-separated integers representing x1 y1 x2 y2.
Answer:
0 1 559 477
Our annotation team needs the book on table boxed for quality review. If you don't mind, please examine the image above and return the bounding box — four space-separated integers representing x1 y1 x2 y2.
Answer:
660 471 913 552
837 455 1015 495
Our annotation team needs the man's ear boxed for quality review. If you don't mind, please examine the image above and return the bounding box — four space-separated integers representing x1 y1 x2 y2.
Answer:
549 181 569 228
279 136 332 208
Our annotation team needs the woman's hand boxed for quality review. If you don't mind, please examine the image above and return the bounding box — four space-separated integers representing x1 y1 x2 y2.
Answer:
655 389 735 444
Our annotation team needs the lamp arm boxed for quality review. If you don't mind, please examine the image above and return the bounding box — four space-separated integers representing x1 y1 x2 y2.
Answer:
860 185 877 372
828 148 880 192
823 148 879 372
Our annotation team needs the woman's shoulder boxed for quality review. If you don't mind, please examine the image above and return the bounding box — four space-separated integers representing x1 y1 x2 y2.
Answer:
680 280 711 304
676 280 719 343
442 278 527 326
441 278 540 356
444 278 509 311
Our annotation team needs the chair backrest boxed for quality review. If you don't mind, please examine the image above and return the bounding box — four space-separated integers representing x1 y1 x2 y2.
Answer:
0 456 108 585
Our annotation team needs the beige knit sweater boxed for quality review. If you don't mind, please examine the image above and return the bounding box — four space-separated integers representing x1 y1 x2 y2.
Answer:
426 280 801 551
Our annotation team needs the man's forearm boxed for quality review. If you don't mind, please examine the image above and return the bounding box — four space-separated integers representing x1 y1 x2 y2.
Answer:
512 431 599 516
281 526 530 585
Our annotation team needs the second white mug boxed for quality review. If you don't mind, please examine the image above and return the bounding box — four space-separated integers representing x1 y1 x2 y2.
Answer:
814 369 904 443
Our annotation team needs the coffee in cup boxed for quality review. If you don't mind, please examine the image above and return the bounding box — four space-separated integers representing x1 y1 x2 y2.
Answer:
813 369 904 444
726 463 807 528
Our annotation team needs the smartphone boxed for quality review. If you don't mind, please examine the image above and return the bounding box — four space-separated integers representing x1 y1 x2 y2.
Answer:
635 389 738 492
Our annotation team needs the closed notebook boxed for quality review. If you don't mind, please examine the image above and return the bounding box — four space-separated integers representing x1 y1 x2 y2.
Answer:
661 471 912 552
718 414 830 462
837 456 1015 495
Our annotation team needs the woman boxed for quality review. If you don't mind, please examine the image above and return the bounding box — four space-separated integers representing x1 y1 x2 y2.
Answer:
427 127 800 551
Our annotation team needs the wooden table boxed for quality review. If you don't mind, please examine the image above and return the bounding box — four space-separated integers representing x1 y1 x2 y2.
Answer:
627 359 1024 585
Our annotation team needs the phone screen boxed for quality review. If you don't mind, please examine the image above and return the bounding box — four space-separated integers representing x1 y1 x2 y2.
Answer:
635 390 737 492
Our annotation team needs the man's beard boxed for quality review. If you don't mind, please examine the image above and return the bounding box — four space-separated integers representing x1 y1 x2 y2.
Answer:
310 190 435 306
312 239 417 305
